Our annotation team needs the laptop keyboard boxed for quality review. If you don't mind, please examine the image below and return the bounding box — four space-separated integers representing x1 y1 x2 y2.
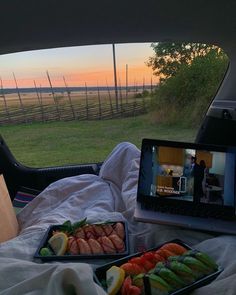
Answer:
141 200 236 221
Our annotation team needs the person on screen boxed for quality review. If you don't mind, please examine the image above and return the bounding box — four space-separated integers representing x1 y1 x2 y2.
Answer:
191 156 205 202
199 160 208 198
168 169 173 176
182 154 194 196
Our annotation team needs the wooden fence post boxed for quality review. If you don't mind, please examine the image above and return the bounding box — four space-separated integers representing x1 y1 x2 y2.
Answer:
63 76 76 120
133 85 138 117
119 78 123 113
97 84 102 119
106 81 113 118
34 80 45 122
0 78 11 123
85 82 89 120
46 71 61 121
13 72 27 123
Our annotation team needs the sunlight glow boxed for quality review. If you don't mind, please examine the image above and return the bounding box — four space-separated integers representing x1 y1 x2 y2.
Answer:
0 43 159 88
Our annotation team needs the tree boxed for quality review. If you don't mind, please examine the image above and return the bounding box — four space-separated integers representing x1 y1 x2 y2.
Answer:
147 42 222 82
150 49 229 126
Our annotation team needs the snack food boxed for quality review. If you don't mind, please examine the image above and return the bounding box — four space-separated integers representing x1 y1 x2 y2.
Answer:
35 218 128 260
95 240 221 295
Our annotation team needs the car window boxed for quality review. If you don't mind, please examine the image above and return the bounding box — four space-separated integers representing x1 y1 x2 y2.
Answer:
0 43 229 167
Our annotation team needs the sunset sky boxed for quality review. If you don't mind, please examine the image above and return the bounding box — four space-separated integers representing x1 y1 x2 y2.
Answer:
0 43 158 88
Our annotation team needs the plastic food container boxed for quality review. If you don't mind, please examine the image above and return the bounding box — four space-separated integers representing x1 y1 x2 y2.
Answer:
34 220 129 262
94 239 222 295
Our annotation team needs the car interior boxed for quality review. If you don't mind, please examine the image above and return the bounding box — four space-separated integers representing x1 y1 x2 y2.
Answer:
0 0 236 203
1 1 236 294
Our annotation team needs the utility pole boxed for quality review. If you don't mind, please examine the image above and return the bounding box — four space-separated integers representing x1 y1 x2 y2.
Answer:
112 44 118 110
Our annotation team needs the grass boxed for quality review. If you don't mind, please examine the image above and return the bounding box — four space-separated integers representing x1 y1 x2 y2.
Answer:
0 114 197 167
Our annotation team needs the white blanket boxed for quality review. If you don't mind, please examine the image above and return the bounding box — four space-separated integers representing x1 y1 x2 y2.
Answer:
0 142 236 295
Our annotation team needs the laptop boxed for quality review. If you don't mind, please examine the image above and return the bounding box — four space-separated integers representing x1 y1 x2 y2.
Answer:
134 138 236 234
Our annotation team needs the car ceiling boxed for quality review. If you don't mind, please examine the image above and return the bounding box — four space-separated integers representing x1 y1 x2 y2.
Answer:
1 0 236 56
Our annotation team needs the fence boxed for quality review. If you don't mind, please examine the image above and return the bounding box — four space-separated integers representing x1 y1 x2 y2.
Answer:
0 88 150 125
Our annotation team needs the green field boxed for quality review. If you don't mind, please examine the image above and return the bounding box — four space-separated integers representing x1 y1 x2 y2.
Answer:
0 114 197 167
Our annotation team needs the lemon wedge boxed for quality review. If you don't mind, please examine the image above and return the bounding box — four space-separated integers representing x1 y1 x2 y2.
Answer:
106 266 125 295
48 232 68 255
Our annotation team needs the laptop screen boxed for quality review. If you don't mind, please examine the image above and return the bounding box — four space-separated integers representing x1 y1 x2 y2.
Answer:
138 139 236 209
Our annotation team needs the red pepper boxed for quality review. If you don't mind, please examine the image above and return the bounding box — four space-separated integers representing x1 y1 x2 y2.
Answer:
129 256 155 271
121 276 141 295
120 262 145 276
142 251 156 262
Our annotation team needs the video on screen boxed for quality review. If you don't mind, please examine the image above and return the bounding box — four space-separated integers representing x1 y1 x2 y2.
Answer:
139 144 235 205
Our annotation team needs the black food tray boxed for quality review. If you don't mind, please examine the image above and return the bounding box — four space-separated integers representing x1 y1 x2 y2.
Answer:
94 239 222 295
34 221 129 262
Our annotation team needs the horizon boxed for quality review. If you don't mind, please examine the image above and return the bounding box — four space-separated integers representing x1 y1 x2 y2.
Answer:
0 84 156 96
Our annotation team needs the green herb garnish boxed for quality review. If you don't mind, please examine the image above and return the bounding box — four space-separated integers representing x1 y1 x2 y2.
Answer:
59 218 87 235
